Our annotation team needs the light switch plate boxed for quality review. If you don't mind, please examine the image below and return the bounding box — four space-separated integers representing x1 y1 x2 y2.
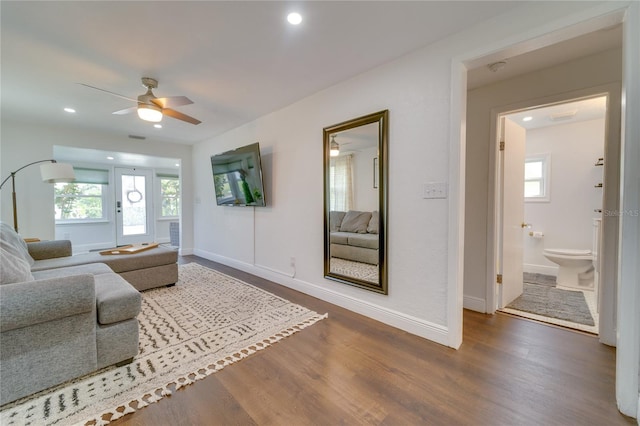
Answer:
423 182 448 199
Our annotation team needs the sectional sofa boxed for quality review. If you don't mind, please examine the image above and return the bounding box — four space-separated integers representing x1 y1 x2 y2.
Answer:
0 222 176 405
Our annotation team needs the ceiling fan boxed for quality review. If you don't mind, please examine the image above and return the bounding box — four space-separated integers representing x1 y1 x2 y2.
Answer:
80 77 201 125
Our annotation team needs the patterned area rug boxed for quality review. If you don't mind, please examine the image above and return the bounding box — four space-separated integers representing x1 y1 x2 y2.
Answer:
0 263 327 425
330 257 378 283
506 282 595 326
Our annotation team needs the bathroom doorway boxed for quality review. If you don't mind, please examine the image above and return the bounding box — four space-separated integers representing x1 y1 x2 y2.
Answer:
495 95 609 334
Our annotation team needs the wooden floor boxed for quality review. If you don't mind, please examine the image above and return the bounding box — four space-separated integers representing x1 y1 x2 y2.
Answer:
114 256 634 425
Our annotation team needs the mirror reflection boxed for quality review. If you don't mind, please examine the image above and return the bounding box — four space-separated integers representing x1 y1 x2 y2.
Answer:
324 110 388 294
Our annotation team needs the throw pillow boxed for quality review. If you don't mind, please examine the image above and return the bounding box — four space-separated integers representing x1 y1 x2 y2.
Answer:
367 211 379 234
339 211 372 234
0 221 35 266
329 211 346 232
0 247 35 285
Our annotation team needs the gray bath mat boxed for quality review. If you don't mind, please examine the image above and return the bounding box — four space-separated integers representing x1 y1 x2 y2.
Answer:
506 282 595 326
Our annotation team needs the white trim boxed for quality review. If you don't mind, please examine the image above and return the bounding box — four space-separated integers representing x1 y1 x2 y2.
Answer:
463 296 486 313
194 248 451 347
447 59 467 349
616 1 640 419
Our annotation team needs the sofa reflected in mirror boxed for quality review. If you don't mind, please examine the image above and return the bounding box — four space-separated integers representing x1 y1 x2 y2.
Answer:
323 110 388 294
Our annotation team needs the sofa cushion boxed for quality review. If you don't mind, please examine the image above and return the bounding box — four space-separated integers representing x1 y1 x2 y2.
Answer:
367 211 379 234
348 233 379 250
0 222 34 266
32 263 113 280
94 274 141 325
329 232 350 245
329 211 346 232
0 247 34 285
339 211 372 234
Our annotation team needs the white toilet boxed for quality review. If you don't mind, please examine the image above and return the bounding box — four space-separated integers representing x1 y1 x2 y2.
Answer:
543 248 593 289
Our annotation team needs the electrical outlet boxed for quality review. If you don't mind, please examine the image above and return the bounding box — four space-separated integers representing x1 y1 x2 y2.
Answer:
423 182 448 199
290 257 296 267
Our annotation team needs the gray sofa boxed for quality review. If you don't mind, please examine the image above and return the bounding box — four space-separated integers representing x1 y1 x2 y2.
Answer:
0 223 142 405
329 210 379 265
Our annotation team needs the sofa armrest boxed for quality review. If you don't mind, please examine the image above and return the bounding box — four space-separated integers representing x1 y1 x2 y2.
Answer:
0 274 95 332
27 240 72 260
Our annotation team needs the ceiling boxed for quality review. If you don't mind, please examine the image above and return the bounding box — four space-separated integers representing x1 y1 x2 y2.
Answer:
1 1 521 146
1 2 622 149
505 96 608 130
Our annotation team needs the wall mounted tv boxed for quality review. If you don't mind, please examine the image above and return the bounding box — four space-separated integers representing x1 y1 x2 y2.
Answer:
211 142 266 206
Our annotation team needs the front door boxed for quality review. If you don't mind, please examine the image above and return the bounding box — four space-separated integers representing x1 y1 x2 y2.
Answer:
115 167 153 245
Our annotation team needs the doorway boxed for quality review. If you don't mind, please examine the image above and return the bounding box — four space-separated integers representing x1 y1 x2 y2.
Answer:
494 96 608 334
115 167 154 246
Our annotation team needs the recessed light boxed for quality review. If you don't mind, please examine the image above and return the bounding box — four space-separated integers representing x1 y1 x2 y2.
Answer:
154 124 162 129
287 12 302 25
175 163 180 167
64 107 76 113
106 156 114 160
522 116 533 122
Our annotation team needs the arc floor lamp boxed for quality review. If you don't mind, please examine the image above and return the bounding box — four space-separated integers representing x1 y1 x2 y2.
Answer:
0 160 75 233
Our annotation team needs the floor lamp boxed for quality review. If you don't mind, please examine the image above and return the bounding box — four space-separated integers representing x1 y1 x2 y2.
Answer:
0 160 75 233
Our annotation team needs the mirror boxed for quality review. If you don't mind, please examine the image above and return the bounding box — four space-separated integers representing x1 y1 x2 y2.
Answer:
323 110 388 294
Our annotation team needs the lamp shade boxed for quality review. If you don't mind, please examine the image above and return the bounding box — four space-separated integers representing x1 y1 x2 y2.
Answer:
137 104 163 122
40 162 75 183
330 136 340 157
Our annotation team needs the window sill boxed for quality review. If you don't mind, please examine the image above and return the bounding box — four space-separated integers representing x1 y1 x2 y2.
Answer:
55 220 110 226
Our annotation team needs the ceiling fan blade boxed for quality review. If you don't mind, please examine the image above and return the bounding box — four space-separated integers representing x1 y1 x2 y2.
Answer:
78 83 138 103
163 108 201 125
151 96 193 109
112 106 137 115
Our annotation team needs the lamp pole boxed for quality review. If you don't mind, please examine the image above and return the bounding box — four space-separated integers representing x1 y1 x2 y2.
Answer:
0 159 70 233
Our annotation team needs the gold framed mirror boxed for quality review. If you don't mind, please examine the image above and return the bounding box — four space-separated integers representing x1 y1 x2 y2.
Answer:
323 110 388 294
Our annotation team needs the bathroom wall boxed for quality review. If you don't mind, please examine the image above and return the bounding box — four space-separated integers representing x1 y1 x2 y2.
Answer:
523 118 605 275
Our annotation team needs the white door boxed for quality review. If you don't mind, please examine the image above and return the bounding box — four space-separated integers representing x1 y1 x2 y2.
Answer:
115 168 154 245
496 117 527 308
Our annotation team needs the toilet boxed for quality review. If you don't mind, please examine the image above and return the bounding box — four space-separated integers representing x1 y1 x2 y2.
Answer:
543 248 593 289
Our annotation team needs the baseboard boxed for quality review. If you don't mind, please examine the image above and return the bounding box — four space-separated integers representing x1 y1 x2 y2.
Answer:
463 295 486 313
193 249 451 347
523 263 558 276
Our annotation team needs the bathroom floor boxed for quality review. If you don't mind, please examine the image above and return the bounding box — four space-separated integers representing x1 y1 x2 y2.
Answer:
501 275 599 335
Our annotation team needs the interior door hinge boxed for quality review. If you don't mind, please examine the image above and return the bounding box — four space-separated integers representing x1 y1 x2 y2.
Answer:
499 141 505 151
496 274 503 284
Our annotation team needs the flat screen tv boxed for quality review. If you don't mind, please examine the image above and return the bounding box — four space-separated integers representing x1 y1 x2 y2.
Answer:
211 142 266 206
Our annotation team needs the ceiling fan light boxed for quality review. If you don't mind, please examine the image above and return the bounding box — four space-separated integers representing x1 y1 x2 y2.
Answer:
137 104 163 122
330 136 340 157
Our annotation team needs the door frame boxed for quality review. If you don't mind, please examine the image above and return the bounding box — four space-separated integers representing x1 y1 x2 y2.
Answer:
449 3 638 415
485 86 620 340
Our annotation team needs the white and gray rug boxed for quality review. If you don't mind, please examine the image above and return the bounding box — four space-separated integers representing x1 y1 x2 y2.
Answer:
329 257 378 283
0 263 327 426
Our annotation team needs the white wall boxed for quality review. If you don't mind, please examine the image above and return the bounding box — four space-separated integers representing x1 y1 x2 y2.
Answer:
190 1 631 346
0 121 194 253
523 118 605 273
352 146 378 212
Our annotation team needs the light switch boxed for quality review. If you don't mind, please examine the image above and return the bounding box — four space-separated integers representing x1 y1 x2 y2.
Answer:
423 182 448 199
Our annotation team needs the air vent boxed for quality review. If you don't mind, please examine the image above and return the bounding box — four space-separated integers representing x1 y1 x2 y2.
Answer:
128 134 146 140
549 110 577 121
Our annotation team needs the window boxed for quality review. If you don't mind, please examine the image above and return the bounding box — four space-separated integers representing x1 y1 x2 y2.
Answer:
524 154 550 202
159 175 180 217
55 168 109 221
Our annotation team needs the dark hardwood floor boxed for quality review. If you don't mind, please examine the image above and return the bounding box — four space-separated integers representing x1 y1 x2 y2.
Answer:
114 255 634 425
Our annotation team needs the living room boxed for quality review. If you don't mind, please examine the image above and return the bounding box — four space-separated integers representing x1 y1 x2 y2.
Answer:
1 1 639 424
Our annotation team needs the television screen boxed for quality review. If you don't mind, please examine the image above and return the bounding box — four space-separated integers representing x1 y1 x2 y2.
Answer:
211 142 266 206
